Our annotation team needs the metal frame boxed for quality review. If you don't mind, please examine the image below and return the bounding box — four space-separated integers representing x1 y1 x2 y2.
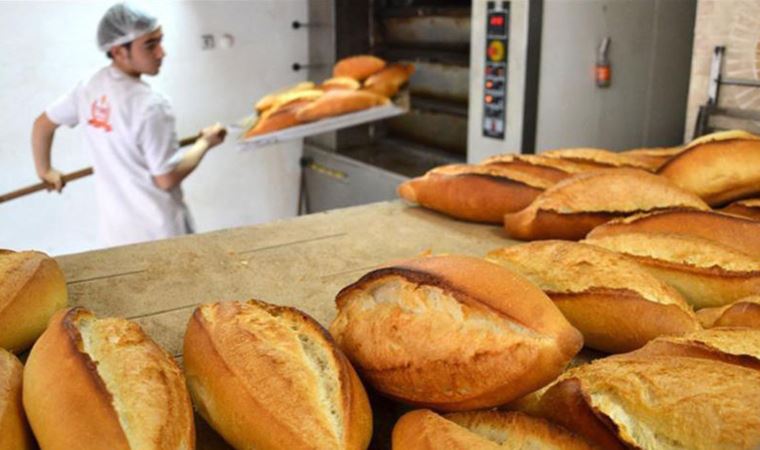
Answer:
521 0 543 154
694 45 760 138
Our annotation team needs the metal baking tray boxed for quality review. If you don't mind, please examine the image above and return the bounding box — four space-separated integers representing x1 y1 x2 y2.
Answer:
237 100 409 151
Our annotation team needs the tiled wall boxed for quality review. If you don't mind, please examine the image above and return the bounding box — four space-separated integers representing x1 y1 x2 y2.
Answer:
685 0 760 139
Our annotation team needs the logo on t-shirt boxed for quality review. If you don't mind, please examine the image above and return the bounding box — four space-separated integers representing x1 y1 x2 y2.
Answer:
88 95 112 132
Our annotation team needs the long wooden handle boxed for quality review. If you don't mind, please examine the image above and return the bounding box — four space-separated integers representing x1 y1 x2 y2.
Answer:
0 167 94 204
0 133 203 204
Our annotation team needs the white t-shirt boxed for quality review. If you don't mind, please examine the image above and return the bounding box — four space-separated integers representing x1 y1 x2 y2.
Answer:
46 65 192 247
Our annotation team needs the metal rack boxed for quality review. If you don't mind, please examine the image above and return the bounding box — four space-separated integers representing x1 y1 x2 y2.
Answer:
694 46 760 138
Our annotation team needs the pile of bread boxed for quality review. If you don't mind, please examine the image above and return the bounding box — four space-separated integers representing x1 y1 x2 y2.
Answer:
242 55 414 139
2 128 760 449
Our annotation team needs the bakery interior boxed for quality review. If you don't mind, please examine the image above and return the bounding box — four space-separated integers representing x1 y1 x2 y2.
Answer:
3 0 760 449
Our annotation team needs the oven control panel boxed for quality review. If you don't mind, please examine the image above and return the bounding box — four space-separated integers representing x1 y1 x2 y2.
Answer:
482 1 510 139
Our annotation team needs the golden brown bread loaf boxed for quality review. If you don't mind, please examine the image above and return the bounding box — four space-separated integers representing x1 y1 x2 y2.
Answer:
622 327 760 371
333 55 386 81
184 300 372 450
255 81 316 113
722 198 760 221
619 145 684 170
503 169 709 241
397 164 554 223
480 154 587 183
244 99 312 138
698 296 760 329
0 250 67 353
586 208 760 258
536 354 760 450
486 241 699 353
658 129 760 206
329 255 583 411
392 409 598 450
295 89 390 123
23 307 194 450
542 147 658 171
321 76 361 91
362 63 415 98
584 232 760 309
0 349 34 450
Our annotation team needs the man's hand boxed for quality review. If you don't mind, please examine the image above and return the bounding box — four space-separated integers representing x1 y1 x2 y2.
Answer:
200 122 227 148
39 168 65 192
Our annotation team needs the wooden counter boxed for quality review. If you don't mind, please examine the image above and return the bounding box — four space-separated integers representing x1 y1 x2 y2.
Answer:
56 201 514 449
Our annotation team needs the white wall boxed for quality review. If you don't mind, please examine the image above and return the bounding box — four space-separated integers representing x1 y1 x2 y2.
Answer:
0 0 309 256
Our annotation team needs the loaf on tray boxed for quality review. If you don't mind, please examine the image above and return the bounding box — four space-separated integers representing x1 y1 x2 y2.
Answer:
487 240 699 353
23 307 194 450
184 300 372 450
397 164 554 223
0 250 67 353
255 81 316 114
392 409 597 450
363 63 415 98
333 55 386 81
503 168 709 240
329 254 583 411
295 89 390 123
321 76 361 91
244 99 313 138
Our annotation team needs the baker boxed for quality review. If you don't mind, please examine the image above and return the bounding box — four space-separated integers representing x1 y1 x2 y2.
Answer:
31 2 226 246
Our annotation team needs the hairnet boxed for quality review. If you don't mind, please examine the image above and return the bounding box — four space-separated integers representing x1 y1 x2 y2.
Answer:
97 2 160 52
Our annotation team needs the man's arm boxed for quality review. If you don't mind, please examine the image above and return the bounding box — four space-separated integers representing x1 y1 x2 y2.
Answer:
31 113 65 192
153 123 226 191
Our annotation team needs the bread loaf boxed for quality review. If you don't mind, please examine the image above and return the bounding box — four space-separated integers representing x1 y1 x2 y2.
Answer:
697 296 760 329
586 208 760 258
536 354 760 450
23 307 194 450
658 129 760 206
329 255 583 411
255 81 316 113
183 300 372 450
584 232 760 309
295 90 389 123
487 241 699 353
397 164 554 223
0 349 33 450
722 198 760 221
363 63 415 98
321 76 361 91
244 99 312 138
542 147 658 171
622 327 760 370
333 55 386 81
503 169 709 241
392 409 597 450
0 250 67 353
480 154 587 183
619 146 684 170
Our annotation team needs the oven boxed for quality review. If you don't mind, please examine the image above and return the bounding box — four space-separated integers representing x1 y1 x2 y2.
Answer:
299 0 696 213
